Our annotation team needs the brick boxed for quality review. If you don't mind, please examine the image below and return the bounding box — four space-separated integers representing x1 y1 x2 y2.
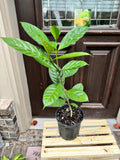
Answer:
0 100 12 116
0 132 9 139
0 123 19 132
5 116 17 125
0 120 5 126
0 100 19 141
9 128 20 138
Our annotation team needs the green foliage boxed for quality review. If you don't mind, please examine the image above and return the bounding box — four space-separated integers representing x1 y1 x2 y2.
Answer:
50 98 66 107
1 156 9 160
55 52 90 60
50 26 61 41
49 68 62 83
43 83 62 108
58 26 89 50
62 69 78 79
11 153 25 160
41 39 55 55
20 22 49 45
1 22 90 112
71 103 78 108
62 60 88 70
66 83 88 102
1 153 25 160
0 37 55 69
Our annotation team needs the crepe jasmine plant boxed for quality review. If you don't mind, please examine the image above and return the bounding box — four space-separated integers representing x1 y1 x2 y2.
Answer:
1 22 90 117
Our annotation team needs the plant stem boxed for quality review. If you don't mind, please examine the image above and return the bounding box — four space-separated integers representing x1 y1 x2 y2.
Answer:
55 50 59 67
53 49 73 117
59 73 73 117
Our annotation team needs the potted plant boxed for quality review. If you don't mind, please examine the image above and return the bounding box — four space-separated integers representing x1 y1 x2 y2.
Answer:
1 23 90 140
1 153 25 160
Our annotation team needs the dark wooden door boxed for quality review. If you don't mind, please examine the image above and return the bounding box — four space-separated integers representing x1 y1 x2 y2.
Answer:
14 0 120 118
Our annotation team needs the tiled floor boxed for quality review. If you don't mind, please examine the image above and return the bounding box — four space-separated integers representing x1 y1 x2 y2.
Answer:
0 118 120 159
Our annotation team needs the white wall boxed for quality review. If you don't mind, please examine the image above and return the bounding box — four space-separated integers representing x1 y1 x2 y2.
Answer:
0 0 32 132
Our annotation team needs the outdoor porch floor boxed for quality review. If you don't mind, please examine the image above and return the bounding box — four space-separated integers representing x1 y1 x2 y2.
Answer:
0 119 120 159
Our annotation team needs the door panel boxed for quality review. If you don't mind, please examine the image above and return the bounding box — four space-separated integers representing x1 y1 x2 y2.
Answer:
80 42 120 117
14 0 120 118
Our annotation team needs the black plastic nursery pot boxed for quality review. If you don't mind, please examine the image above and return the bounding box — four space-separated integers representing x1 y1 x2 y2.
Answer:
56 105 84 140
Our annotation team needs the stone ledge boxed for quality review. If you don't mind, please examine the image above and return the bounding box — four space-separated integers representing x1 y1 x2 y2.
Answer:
0 99 20 140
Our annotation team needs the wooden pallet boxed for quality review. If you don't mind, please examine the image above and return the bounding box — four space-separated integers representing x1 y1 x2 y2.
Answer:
41 119 120 160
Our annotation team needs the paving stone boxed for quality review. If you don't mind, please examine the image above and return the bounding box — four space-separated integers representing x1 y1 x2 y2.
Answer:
11 142 22 158
2 142 15 158
113 131 120 145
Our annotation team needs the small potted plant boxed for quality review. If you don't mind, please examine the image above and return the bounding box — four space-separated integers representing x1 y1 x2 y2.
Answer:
1 23 90 140
1 153 25 160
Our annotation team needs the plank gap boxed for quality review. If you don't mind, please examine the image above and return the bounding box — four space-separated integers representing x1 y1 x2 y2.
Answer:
45 133 110 138
45 143 114 148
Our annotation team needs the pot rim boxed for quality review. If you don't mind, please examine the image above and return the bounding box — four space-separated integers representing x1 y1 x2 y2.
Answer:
55 104 84 127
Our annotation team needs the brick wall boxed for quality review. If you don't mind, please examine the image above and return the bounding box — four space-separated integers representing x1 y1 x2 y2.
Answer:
0 99 20 140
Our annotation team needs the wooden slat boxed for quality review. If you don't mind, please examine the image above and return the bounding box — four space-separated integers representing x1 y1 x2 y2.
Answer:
41 145 120 159
43 126 111 137
42 135 116 147
44 119 108 128
41 120 120 160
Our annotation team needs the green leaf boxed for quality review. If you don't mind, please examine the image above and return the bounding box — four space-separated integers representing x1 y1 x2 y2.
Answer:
67 90 88 102
66 83 88 102
60 91 66 101
21 22 49 45
41 39 55 56
12 153 22 160
49 41 57 49
49 68 60 83
62 60 88 70
50 26 61 41
43 83 62 108
17 157 26 160
50 98 65 107
71 103 78 108
1 37 55 69
63 69 78 79
58 26 89 50
72 83 84 90
1 156 9 160
55 52 90 60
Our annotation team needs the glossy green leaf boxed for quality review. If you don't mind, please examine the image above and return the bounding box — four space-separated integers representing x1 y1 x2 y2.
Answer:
50 26 61 41
50 98 65 107
60 91 66 101
21 22 49 45
72 83 84 90
62 60 88 70
49 68 60 83
1 156 9 160
49 41 57 49
58 26 89 50
1 37 55 69
12 153 22 160
41 39 55 55
71 103 78 108
66 83 88 102
63 69 78 79
55 52 90 60
17 157 26 160
43 83 62 108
